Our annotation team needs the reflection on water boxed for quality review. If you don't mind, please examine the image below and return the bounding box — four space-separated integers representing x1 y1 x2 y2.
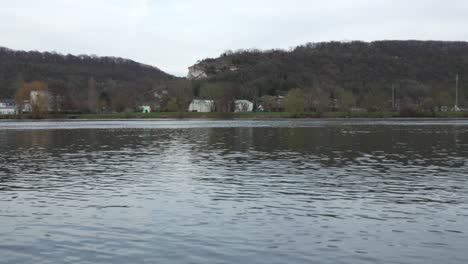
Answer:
0 120 468 264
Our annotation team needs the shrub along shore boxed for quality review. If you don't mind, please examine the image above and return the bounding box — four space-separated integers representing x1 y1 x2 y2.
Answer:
1 111 468 120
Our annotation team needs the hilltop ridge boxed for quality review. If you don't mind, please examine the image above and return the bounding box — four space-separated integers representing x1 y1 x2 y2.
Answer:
0 47 175 103
188 40 468 106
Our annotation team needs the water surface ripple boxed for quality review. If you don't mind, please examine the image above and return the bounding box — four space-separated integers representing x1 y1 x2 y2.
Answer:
0 119 467 264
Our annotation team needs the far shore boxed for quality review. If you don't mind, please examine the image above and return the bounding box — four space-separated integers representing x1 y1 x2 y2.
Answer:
1 111 468 120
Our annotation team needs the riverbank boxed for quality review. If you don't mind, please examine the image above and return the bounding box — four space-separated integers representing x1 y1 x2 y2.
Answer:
1 111 468 120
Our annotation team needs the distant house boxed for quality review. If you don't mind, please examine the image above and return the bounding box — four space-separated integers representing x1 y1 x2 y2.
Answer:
142 106 151 113
0 99 17 115
234 100 254 112
452 105 461 112
350 107 367 113
19 101 32 113
188 100 214 112
258 95 285 112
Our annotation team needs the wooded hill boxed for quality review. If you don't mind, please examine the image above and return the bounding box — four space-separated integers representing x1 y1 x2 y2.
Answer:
1 40 468 113
0 47 175 109
190 41 468 108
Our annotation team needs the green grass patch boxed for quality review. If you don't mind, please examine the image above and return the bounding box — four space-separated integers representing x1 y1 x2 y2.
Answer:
3 111 468 120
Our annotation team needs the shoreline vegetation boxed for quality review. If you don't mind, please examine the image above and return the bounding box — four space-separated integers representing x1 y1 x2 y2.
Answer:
1 111 468 120
2 42 468 120
2 42 467 123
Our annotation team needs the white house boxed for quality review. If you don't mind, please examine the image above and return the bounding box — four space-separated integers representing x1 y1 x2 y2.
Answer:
188 100 214 112
235 100 254 112
187 66 208 80
0 99 17 115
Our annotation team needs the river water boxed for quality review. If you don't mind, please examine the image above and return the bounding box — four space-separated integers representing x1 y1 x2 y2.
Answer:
0 119 467 264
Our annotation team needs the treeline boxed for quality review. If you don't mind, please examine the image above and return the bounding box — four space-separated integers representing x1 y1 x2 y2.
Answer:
2 41 468 114
0 47 175 111
190 40 468 110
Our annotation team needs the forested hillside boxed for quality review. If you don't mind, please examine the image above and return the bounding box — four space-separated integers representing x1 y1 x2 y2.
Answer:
0 47 175 110
189 41 468 109
2 41 468 113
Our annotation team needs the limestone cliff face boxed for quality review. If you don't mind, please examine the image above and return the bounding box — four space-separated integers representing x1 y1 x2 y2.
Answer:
187 58 238 80
186 41 468 101
187 65 208 80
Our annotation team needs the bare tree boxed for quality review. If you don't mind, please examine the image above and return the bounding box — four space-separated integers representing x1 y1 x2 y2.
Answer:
31 91 49 119
336 88 355 112
238 101 250 112
259 95 275 112
200 82 238 112
87 77 98 113
285 89 305 114
15 81 48 116
111 91 130 112
167 80 194 113
432 90 452 110
200 83 224 112
304 87 329 112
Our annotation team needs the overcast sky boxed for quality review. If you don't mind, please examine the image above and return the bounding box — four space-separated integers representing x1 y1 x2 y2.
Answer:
1 0 468 76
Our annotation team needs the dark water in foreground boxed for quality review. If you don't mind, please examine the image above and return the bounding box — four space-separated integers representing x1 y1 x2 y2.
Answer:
0 119 467 264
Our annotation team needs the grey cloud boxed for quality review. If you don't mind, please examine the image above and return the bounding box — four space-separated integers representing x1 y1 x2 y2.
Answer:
1 0 467 76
